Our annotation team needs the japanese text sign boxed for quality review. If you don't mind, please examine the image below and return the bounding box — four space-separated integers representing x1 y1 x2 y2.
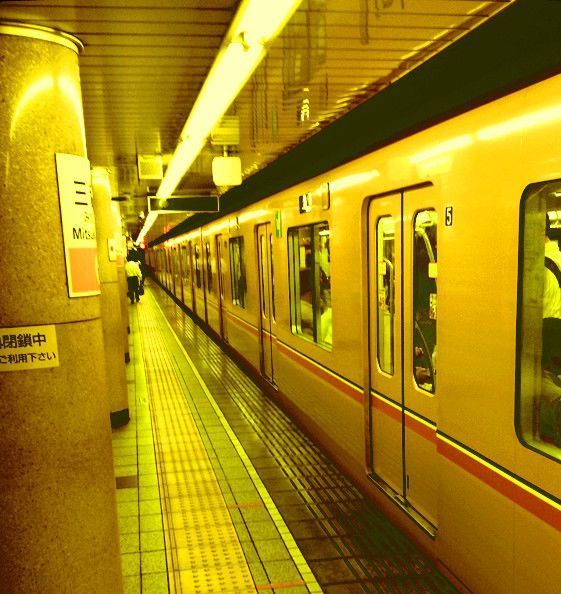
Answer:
0 325 59 372
55 153 100 297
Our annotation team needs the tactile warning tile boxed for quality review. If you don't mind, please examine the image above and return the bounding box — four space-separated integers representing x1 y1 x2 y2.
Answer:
136 302 258 594
170 565 257 594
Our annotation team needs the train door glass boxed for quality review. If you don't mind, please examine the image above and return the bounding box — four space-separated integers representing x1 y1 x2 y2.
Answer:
367 188 438 534
194 244 202 288
199 237 208 323
413 210 437 393
215 235 227 340
189 242 197 316
172 247 180 297
287 222 332 348
376 217 395 374
181 245 191 307
229 237 246 308
518 180 561 460
257 223 276 384
205 241 214 295
166 250 172 290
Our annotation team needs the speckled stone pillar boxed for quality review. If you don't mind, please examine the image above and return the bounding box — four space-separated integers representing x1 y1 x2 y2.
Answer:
0 23 123 593
92 169 129 427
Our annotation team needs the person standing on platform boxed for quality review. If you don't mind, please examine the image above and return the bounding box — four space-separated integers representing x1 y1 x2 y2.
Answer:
125 255 142 304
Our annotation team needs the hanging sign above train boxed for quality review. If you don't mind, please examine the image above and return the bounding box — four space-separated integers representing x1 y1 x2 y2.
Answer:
55 153 100 298
148 196 219 213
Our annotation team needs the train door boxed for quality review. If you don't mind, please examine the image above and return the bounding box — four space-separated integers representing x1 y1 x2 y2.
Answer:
215 234 228 341
256 223 276 385
367 186 438 535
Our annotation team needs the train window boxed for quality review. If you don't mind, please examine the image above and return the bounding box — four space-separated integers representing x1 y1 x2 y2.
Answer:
287 222 332 349
259 234 268 318
194 244 202 289
205 241 213 294
229 236 246 308
181 246 190 284
518 180 561 459
413 210 437 394
270 233 276 321
217 238 225 299
376 217 395 375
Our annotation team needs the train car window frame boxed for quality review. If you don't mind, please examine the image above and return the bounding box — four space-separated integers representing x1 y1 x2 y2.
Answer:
194 243 202 289
287 221 332 349
259 234 268 318
229 236 246 309
412 209 437 394
181 245 190 283
205 240 213 295
517 179 561 461
376 216 395 375
270 233 276 321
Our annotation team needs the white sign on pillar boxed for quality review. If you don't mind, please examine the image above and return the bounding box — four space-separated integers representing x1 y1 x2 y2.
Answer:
0 325 59 372
55 153 101 297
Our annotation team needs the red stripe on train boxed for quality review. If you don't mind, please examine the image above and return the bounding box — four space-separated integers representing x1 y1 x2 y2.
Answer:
438 438 561 532
277 342 363 403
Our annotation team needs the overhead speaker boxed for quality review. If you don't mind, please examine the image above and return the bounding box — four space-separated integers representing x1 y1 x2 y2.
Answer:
137 154 163 180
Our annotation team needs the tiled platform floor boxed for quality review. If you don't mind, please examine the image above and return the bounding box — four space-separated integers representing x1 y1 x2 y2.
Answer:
111 280 459 593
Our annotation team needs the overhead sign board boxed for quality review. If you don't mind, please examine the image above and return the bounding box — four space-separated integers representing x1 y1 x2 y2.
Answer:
148 196 219 213
55 153 100 297
0 325 59 372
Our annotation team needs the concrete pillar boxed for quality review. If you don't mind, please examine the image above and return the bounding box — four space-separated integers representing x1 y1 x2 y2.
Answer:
0 23 123 592
92 169 129 427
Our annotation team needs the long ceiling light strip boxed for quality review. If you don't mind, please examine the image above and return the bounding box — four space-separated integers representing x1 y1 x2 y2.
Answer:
136 0 303 243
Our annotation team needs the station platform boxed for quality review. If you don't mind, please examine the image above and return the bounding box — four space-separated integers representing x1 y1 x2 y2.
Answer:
111 280 459 593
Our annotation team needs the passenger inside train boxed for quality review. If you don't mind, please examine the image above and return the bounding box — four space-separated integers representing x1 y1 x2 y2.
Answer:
519 181 561 453
413 210 437 393
288 222 332 347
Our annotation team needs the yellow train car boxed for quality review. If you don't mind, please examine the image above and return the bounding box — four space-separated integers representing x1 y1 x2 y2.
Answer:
149 70 561 593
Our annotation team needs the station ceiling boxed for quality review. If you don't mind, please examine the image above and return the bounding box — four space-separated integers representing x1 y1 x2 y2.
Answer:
0 0 511 243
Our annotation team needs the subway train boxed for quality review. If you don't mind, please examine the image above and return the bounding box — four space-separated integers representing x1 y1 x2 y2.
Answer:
146 70 561 593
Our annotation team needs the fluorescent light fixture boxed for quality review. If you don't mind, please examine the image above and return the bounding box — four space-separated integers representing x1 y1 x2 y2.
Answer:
136 211 158 245
134 0 302 243
156 0 301 196
157 0 302 199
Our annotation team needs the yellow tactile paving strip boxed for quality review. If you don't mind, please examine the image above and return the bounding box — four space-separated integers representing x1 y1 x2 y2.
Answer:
148 293 322 594
137 298 257 593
